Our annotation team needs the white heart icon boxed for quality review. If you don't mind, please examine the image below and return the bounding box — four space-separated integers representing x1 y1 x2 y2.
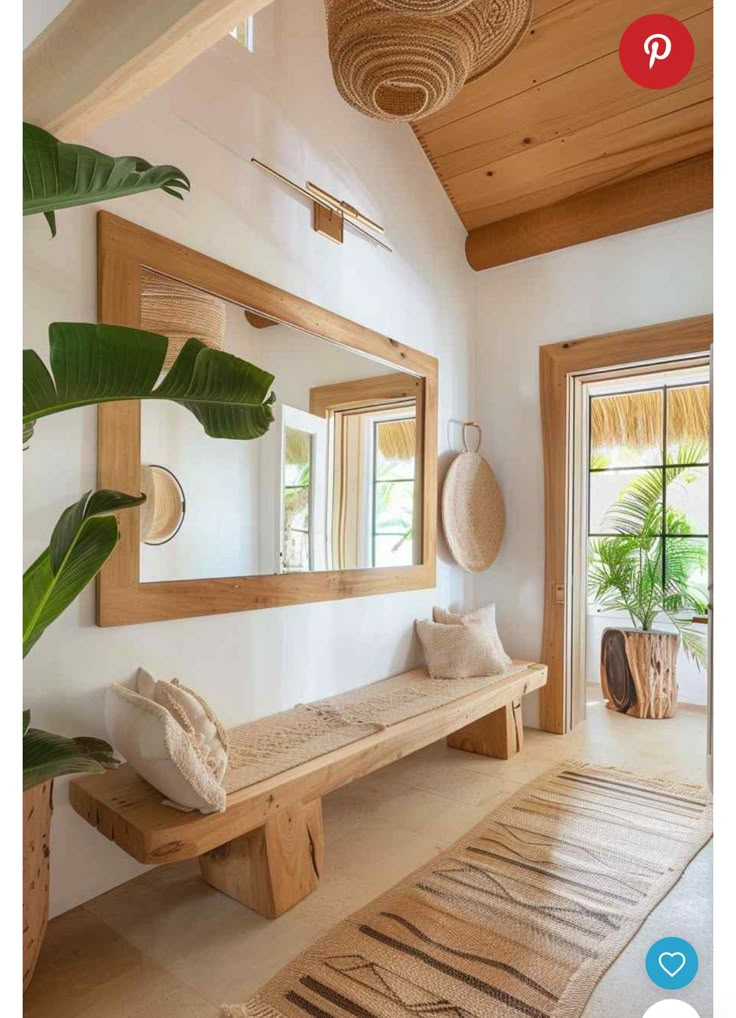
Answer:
658 951 686 978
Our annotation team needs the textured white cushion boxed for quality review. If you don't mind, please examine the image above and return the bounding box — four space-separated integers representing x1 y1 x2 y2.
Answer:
433 603 512 669
104 670 229 814
415 619 506 679
140 670 229 783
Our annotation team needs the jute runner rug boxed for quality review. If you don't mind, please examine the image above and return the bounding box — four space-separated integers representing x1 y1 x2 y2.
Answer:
222 762 711 1018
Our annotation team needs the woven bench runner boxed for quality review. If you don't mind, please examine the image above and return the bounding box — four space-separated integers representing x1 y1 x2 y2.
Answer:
223 762 712 1018
223 665 528 794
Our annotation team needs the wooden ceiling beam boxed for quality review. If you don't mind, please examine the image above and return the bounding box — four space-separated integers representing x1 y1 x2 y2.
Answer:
23 0 275 142
465 152 713 272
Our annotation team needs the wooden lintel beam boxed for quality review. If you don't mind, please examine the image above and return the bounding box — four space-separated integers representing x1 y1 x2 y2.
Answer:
465 153 713 272
23 0 275 142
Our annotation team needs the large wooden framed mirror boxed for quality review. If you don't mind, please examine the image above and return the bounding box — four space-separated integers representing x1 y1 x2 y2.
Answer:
96 213 437 626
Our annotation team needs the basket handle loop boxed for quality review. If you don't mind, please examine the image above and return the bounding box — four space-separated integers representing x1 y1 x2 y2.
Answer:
462 421 482 454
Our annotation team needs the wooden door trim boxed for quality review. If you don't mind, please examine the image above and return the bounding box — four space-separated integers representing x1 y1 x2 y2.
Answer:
539 314 713 734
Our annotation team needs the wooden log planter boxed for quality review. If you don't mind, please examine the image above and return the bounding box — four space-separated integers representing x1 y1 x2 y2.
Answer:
23 781 52 990
600 627 680 719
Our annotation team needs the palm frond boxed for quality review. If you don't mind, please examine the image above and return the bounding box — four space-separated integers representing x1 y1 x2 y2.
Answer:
589 443 708 662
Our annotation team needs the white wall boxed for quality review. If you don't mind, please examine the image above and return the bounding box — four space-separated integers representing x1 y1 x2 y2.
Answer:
472 212 714 726
23 0 474 916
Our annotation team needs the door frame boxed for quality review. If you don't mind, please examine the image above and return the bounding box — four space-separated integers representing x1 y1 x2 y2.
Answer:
539 314 713 735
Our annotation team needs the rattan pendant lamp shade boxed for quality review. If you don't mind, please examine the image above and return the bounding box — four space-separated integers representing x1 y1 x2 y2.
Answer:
324 0 533 122
140 268 226 372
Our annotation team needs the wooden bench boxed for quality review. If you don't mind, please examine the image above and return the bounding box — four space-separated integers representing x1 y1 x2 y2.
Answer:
70 662 547 918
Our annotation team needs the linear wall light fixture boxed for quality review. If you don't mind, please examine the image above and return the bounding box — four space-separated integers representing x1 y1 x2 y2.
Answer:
250 158 391 252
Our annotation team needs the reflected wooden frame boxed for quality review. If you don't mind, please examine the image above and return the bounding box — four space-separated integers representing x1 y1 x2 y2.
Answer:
96 212 438 626
539 314 713 735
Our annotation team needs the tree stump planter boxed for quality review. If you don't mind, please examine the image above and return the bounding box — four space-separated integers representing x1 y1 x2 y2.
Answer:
23 781 52 991
600 627 680 719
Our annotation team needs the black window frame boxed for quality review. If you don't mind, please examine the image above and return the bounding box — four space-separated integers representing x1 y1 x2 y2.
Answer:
587 380 710 597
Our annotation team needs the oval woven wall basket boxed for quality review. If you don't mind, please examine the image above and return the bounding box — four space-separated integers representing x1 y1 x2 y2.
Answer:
441 423 505 573
324 0 533 122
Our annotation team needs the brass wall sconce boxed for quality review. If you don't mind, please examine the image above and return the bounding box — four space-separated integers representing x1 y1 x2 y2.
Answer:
251 158 391 252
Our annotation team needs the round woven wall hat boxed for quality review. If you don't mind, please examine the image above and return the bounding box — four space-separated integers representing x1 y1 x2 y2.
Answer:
140 465 186 545
324 0 533 122
139 268 226 372
441 425 505 573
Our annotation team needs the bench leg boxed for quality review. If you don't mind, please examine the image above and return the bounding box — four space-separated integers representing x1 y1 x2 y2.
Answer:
199 799 324 918
447 699 524 760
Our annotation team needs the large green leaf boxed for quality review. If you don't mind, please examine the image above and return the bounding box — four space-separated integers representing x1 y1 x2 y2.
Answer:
23 323 276 443
23 489 145 657
23 123 190 236
23 723 119 790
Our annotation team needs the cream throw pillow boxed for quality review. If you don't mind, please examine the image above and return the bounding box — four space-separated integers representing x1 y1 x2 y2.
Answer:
415 620 506 679
104 669 229 814
138 669 229 782
433 603 512 668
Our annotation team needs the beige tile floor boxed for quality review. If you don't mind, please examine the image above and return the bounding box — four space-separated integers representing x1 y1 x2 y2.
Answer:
25 694 712 1018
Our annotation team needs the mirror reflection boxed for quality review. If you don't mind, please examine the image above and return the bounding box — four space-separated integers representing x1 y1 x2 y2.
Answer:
139 271 421 581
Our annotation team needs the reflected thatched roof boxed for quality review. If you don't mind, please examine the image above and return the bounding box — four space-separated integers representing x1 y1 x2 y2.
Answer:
376 418 416 461
591 385 709 452
285 416 416 464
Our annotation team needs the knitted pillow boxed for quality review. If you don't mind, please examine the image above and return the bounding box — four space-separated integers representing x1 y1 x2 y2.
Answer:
104 669 229 814
137 669 229 782
415 619 506 679
433 602 512 668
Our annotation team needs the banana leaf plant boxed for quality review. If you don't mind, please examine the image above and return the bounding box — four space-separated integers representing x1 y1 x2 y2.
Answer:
24 489 146 658
24 322 276 444
23 330 276 787
23 711 119 792
23 127 276 789
23 123 189 237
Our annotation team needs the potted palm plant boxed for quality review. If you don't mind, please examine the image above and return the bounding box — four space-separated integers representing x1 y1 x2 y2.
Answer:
23 124 276 986
588 449 708 720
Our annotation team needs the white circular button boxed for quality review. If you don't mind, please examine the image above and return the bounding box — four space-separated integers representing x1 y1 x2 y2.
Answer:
642 1002 700 1017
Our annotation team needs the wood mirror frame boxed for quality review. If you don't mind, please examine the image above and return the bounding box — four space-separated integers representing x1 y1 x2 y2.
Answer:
96 212 438 626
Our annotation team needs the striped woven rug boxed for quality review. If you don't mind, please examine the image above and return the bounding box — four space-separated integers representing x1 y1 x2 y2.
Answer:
222 762 711 1018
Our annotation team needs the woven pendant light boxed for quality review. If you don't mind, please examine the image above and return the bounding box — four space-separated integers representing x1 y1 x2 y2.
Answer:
373 0 477 13
324 0 533 122
140 268 227 372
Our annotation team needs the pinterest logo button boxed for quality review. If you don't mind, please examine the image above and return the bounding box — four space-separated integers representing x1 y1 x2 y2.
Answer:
619 14 695 89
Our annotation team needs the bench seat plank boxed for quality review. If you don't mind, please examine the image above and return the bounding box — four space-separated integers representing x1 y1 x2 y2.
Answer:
70 663 547 866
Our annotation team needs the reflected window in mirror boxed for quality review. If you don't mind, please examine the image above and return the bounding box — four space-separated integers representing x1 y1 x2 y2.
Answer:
282 426 312 573
372 412 416 567
138 270 421 582
279 406 327 573
323 392 419 571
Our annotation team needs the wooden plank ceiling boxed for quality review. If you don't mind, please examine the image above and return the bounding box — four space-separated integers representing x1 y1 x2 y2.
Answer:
412 0 713 270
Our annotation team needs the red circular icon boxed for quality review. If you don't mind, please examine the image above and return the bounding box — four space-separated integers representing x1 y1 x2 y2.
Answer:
619 14 695 89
